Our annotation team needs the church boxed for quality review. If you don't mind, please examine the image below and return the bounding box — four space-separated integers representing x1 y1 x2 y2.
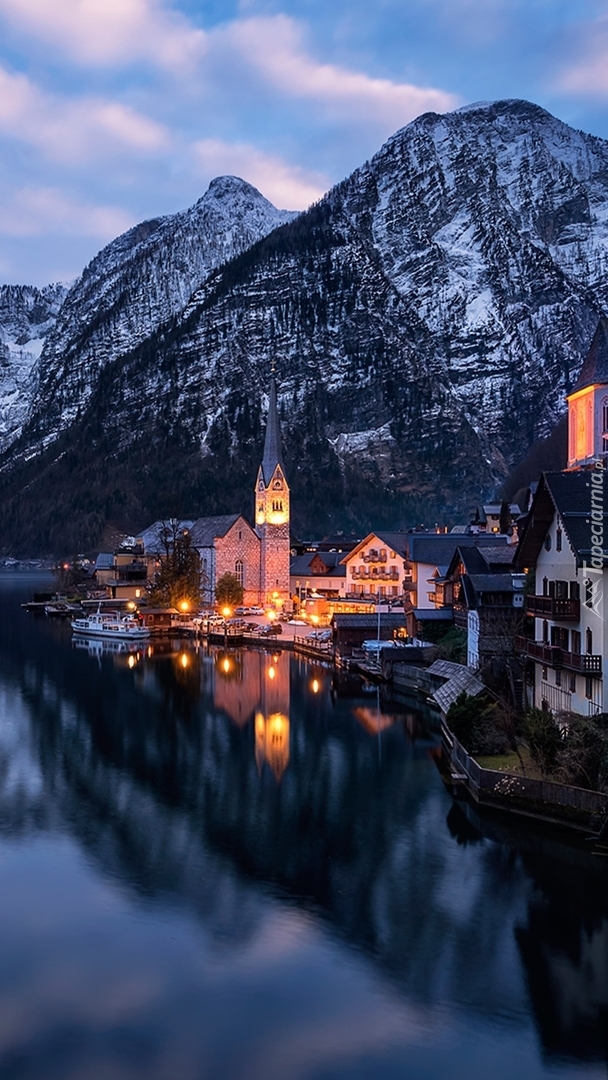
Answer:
140 376 291 610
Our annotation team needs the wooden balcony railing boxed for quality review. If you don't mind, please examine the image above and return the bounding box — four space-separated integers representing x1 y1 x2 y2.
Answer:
527 595 580 621
515 637 602 674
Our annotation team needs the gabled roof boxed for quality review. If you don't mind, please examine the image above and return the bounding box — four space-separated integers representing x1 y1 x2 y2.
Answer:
516 470 608 569
261 377 285 485
189 514 249 547
290 552 346 577
341 531 409 563
138 520 194 553
571 318 608 394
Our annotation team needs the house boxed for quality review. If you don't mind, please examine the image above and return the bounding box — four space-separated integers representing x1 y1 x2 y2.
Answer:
446 544 525 668
341 532 409 602
516 318 608 715
516 470 607 715
94 540 154 601
290 550 347 601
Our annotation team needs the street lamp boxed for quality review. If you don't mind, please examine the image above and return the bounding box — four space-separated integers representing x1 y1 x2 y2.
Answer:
222 605 232 647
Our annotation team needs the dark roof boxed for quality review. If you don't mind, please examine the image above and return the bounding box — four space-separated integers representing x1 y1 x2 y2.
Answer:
189 515 244 547
331 614 406 629
572 318 608 393
468 574 518 592
138 520 194 552
290 553 346 577
408 532 508 565
95 552 114 570
516 470 608 568
412 608 453 620
261 377 285 484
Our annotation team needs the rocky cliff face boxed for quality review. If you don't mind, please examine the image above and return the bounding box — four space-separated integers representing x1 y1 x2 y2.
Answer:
2 100 608 553
0 283 68 450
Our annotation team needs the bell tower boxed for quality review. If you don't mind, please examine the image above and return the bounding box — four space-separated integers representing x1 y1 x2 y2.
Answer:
255 375 290 607
567 318 608 469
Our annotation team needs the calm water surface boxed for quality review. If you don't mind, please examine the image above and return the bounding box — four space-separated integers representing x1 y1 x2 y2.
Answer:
0 573 607 1080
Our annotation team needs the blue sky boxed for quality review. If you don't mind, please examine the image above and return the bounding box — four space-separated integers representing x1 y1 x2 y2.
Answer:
1 0 608 285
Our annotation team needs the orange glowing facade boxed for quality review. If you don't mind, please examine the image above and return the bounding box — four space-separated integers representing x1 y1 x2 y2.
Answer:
567 384 608 468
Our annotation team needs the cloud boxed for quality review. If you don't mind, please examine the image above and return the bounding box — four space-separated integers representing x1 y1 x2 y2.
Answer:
0 186 134 238
0 65 170 163
0 0 206 69
192 138 328 209
556 18 608 96
220 16 459 130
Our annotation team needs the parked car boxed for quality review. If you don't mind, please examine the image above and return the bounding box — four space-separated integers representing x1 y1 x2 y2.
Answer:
248 606 264 615
257 623 282 636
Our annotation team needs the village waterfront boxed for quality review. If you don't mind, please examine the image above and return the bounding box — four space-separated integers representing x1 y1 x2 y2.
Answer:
1 572 607 1080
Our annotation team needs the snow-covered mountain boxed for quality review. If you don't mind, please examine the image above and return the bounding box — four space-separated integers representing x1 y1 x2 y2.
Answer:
18 176 297 444
0 283 68 450
3 99 608 554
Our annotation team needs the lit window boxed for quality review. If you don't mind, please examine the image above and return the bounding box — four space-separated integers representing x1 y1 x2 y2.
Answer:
235 559 244 587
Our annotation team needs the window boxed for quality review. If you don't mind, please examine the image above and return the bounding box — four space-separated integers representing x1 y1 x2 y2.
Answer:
603 397 608 432
555 580 568 599
569 673 576 692
545 534 552 552
235 559 244 587
543 577 548 596
556 528 562 552
542 665 548 680
586 677 594 700
555 669 561 687
238 530 242 540
570 581 580 600
587 627 593 654
571 630 581 655
542 620 549 643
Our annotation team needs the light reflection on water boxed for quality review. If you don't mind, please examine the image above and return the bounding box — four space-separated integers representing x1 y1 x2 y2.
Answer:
0 573 607 1079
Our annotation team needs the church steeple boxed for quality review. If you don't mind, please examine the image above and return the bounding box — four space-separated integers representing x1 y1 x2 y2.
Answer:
255 374 290 607
260 378 285 485
567 318 608 468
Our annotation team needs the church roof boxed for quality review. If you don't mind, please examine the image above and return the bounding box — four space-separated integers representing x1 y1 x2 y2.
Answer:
571 317 608 393
189 514 244 547
261 378 285 485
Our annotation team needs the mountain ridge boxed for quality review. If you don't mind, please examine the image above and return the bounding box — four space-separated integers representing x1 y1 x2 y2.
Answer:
2 99 607 555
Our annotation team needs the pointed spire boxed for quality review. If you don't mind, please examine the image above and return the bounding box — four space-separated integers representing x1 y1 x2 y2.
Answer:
261 377 285 485
571 317 608 393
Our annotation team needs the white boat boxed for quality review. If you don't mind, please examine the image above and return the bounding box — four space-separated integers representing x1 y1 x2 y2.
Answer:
71 610 150 640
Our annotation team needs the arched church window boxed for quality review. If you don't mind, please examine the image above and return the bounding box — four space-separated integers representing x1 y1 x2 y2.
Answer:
235 559 244 587
273 479 282 490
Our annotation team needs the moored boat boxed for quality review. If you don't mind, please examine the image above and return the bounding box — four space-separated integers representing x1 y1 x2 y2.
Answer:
71 611 150 640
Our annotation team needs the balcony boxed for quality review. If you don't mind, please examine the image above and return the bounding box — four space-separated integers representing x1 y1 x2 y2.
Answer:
516 637 602 674
361 551 387 564
527 595 580 621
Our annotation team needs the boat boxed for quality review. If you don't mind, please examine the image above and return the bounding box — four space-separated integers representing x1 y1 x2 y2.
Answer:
71 610 151 640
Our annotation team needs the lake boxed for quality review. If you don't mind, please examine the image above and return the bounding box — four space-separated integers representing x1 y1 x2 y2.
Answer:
0 572 606 1080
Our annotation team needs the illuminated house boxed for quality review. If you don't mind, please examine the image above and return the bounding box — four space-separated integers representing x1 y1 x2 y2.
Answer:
139 377 291 609
516 318 608 715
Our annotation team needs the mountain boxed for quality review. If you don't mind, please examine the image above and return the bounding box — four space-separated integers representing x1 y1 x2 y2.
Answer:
2 99 608 555
0 283 68 451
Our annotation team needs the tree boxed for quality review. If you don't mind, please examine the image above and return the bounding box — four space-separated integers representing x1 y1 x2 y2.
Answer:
215 572 244 611
147 523 201 610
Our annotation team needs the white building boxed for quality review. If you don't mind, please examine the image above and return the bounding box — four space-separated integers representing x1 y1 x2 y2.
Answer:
517 318 608 715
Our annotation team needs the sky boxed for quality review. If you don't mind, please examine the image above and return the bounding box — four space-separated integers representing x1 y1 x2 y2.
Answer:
2 0 608 286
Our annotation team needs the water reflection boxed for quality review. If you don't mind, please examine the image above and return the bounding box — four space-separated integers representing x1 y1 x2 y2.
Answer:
1 576 608 1077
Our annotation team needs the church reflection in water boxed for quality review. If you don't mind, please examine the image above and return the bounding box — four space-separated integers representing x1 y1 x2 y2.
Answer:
213 649 290 780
